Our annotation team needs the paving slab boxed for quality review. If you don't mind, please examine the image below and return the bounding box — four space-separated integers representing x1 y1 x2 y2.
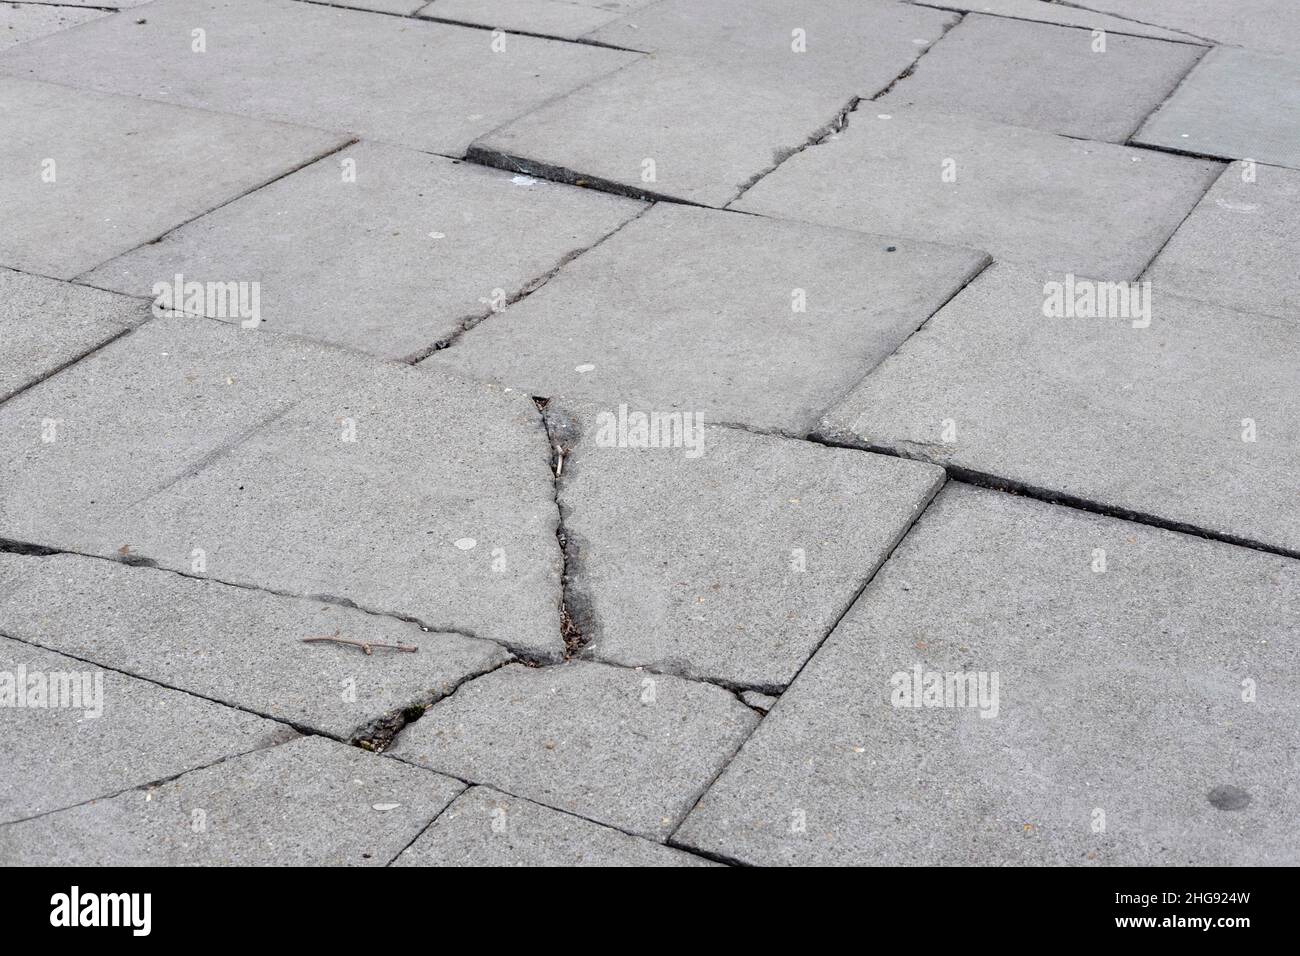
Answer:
735 108 1222 278
0 0 637 156
0 317 564 657
427 204 988 434
541 403 945 690
0 268 145 403
394 785 718 866
0 736 464 865
0 552 510 741
326 0 427 14
1134 47 1300 171
0 3 107 51
674 484 1300 866
1067 0 1300 55
0 635 295 824
388 661 759 839
814 262 1300 555
472 0 957 206
877 14 1204 142
418 0 657 41
908 0 1202 42
0 75 346 280
84 143 643 361
1145 162 1300 320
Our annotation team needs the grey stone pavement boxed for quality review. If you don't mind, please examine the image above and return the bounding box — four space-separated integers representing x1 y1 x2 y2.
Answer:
0 0 1296 867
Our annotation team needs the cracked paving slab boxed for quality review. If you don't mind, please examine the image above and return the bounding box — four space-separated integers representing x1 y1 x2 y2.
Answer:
1060 0 1300 55
393 785 718 866
0 317 565 657
877 14 1205 143
425 204 988 435
0 3 108 52
0 75 346 281
907 0 1202 42
82 142 644 361
0 552 510 741
471 0 957 206
0 635 295 824
734 107 1222 278
673 484 1300 866
387 660 759 840
0 736 464 865
541 402 946 690
814 262 1300 555
418 0 660 42
1134 47 1300 171
0 0 638 156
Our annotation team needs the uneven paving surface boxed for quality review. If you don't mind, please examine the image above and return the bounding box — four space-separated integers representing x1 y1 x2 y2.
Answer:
1 0 1296 867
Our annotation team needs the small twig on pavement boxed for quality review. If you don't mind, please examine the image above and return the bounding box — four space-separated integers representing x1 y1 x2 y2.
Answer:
301 633 418 656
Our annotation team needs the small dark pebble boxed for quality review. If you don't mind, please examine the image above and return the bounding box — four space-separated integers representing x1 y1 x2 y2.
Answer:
1207 784 1251 811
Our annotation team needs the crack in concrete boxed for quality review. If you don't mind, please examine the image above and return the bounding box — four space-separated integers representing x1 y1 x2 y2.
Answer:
533 398 593 657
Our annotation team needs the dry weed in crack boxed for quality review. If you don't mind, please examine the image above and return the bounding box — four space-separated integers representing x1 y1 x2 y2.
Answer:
533 397 591 657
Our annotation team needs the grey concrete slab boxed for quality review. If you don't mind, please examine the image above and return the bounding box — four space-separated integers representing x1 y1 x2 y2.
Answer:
326 0 426 14
1069 0 1300 55
388 661 758 839
83 143 643 361
0 3 107 51
908 0 1202 43
0 552 510 741
0 635 295 823
0 736 464 865
815 262 1300 555
877 14 1204 142
418 0 656 41
1135 47 1300 171
1145 162 1300 320
674 484 1300 866
426 204 988 434
0 268 144 403
735 108 1222 278
0 317 565 658
543 403 945 690
0 75 346 280
0 0 637 156
394 785 718 866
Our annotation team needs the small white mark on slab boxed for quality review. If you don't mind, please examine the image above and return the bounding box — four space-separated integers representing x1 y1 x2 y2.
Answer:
455 538 477 550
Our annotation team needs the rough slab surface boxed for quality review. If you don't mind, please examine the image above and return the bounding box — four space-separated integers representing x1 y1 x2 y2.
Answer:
0 635 295 824
1069 0 1300 55
815 263 1300 555
907 0 1203 42
394 785 717 866
674 484 1300 866
419 0 657 41
387 661 758 839
0 736 464 865
0 3 107 51
427 203 988 434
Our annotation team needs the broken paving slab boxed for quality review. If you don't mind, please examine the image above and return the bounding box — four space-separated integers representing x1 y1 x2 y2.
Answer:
1064 0 1300 55
814 262 1300 555
0 3 108 52
0 317 564 658
908 0 1202 42
387 660 758 840
84 142 644 361
426 203 988 434
419 0 659 42
1134 47 1300 171
673 484 1300 866
0 268 145 403
0 0 637 157
394 785 718 866
540 402 945 690
0 736 463 865
1145 162 1300 320
877 14 1204 142
735 108 1221 278
0 76 346 281
0 635 295 824
0 552 509 742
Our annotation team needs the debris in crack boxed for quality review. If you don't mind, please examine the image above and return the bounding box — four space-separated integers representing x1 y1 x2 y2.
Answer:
352 703 427 753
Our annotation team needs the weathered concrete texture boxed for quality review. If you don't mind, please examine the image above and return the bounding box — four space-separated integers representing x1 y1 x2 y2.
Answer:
0 75 345 280
388 661 758 839
0 0 637 156
83 143 643 361
0 736 464 865
0 318 564 657
815 263 1300 554
878 15 1204 142
674 484 1300 866
1145 163 1300 320
0 3 107 51
1135 48 1300 171
0 552 510 741
736 108 1221 278
547 404 945 690
427 205 987 434
908 0 1203 43
1069 0 1300 55
419 0 657 42
394 786 718 866
473 0 957 206
0 268 144 403
0 635 294 824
